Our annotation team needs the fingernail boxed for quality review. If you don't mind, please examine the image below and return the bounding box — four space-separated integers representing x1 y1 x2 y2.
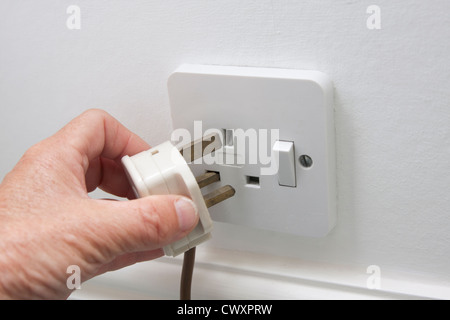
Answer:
175 198 198 231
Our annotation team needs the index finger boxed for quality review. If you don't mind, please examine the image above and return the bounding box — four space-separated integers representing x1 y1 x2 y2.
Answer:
64 109 150 165
53 109 150 196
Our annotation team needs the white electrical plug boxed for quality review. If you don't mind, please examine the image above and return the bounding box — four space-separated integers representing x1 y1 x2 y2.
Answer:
121 134 234 257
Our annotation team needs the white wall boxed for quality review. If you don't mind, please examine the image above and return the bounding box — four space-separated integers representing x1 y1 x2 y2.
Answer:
1 0 450 299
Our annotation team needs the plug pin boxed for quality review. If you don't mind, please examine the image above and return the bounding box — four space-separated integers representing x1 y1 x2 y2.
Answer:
203 185 235 208
195 171 220 188
196 171 235 207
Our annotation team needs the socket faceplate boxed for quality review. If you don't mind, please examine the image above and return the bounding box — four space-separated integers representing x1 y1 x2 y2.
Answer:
168 64 336 237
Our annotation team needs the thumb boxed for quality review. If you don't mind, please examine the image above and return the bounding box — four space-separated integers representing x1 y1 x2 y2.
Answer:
90 195 199 257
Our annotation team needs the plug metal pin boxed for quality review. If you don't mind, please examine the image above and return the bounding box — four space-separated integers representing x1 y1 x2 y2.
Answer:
196 171 220 188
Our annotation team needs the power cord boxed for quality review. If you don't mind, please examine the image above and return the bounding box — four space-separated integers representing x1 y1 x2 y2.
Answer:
180 178 235 300
180 247 196 300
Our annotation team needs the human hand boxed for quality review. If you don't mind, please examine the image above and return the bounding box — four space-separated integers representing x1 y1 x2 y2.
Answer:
0 109 199 299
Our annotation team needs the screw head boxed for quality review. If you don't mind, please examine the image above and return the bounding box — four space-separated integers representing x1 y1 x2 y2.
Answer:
299 155 313 168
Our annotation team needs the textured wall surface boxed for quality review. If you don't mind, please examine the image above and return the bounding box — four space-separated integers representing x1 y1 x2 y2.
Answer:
1 0 449 298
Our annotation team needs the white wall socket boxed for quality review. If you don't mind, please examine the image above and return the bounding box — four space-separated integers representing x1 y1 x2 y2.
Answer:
168 64 336 237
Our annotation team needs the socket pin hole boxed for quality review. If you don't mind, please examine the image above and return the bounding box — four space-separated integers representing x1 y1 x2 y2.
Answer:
245 175 260 188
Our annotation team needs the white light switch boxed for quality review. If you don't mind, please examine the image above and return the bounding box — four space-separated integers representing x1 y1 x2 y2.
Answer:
273 141 296 187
